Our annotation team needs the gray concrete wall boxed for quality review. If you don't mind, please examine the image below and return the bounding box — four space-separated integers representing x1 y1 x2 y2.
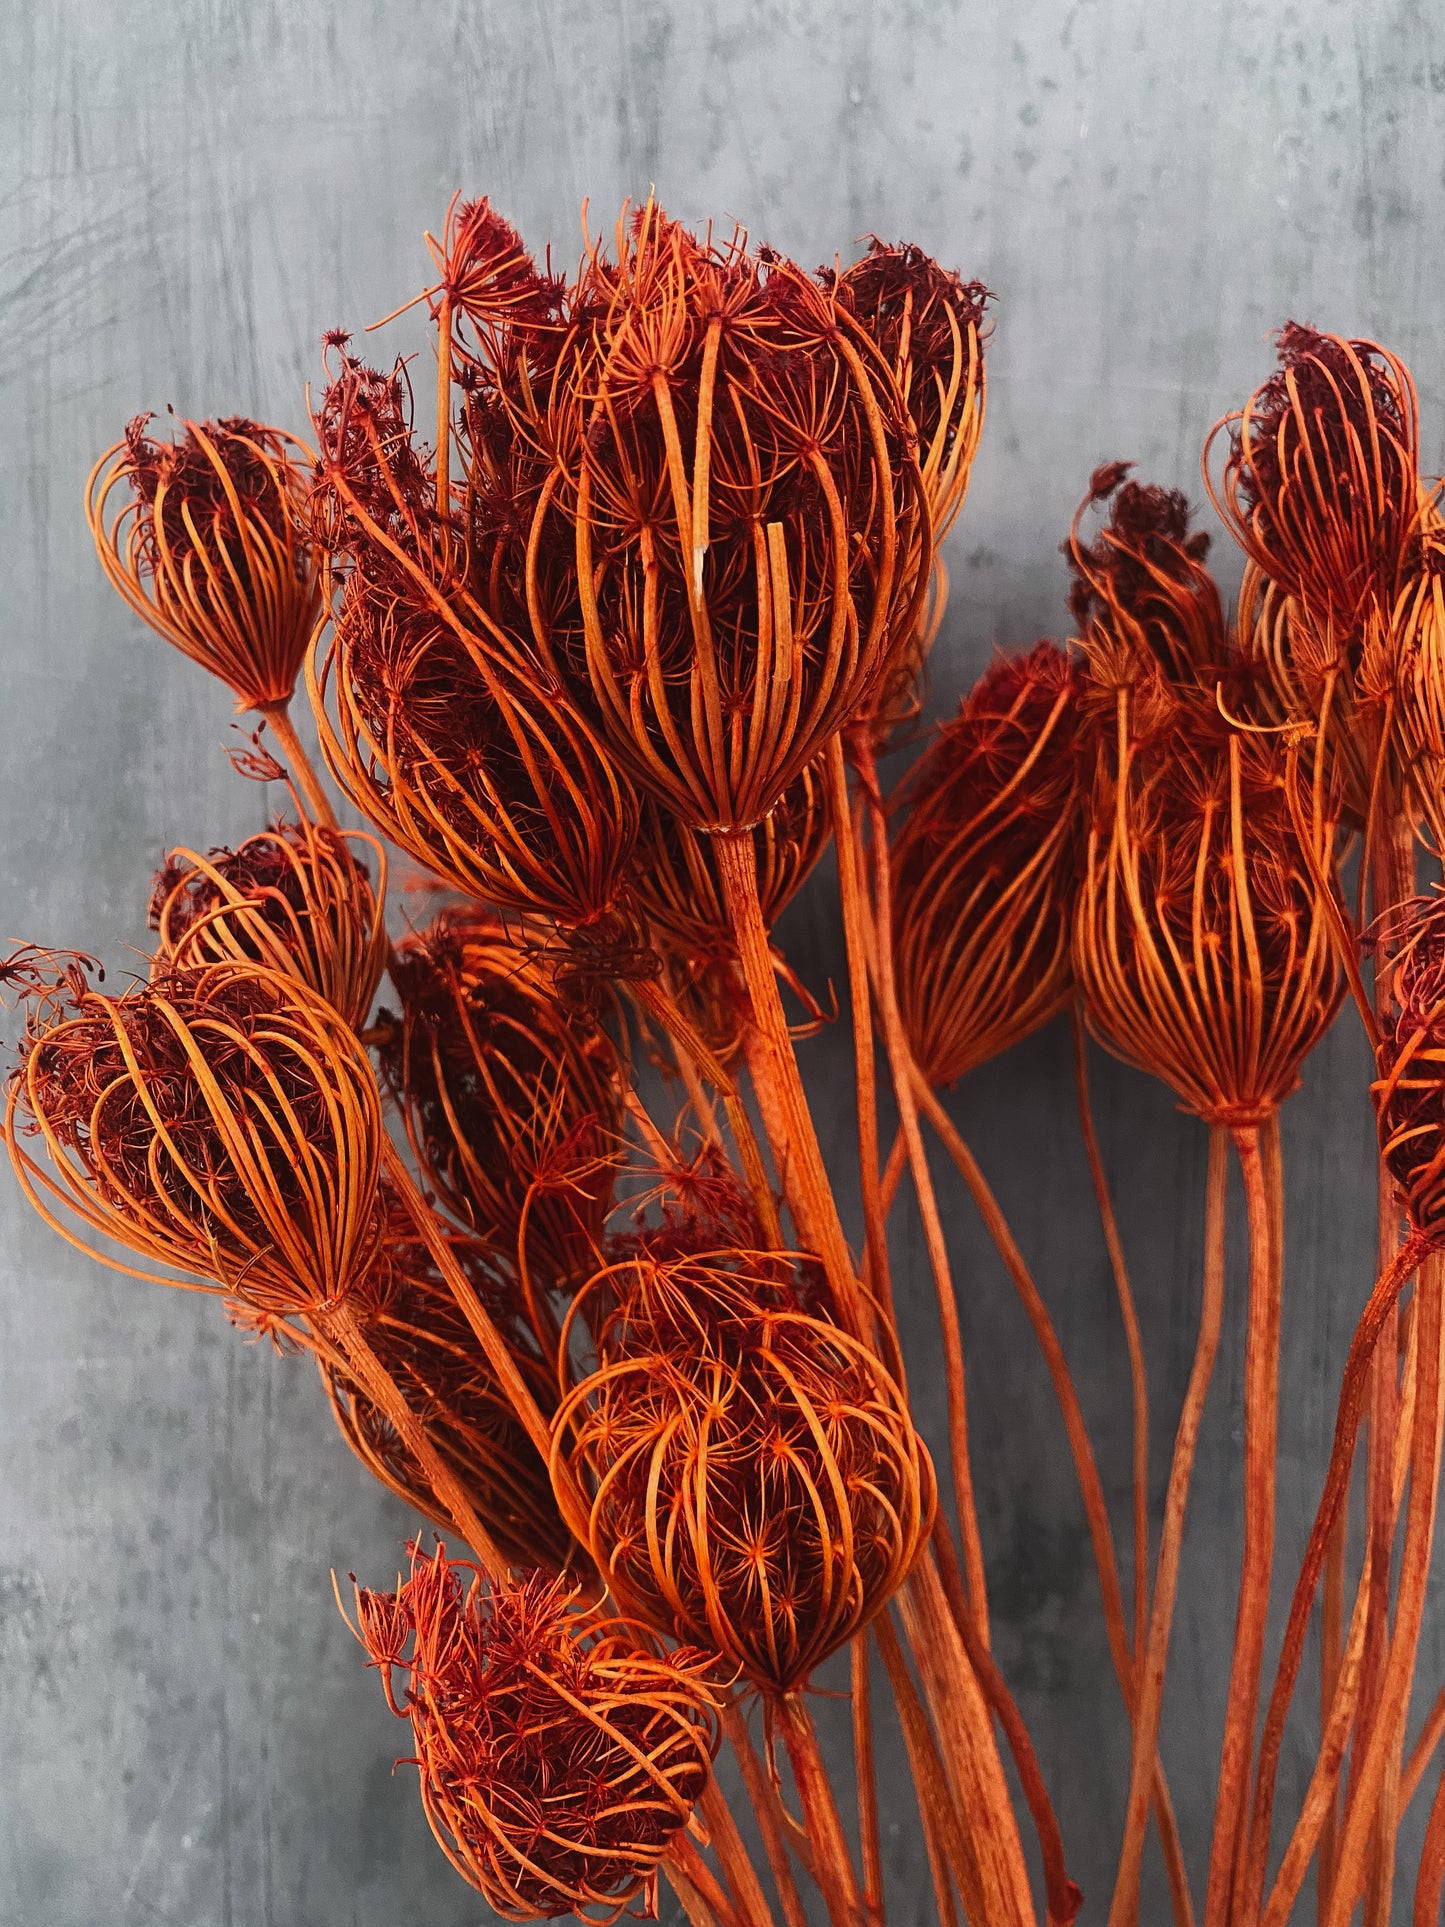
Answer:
2 0 1443 1920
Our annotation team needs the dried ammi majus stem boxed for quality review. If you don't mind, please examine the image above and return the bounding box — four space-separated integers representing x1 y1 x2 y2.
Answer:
553 1247 934 1696
149 814 387 1031
322 1199 569 1572
350 1549 718 1924
375 910 621 1305
892 641 1084 1087
87 413 320 715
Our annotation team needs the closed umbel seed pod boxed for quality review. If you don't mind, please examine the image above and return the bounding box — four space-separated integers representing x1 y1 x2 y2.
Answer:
376 912 620 1297
87 415 320 712
1206 326 1431 825
6 960 382 1318
554 1249 934 1694
831 240 990 747
309 348 639 931
149 816 388 1032
1372 894 1445 1246
1067 463 1231 692
892 642 1084 1087
1074 691 1343 1124
352 1549 718 1923
323 1200 569 1571
488 199 933 831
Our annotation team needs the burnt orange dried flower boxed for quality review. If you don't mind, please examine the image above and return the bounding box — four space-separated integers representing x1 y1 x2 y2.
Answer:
830 240 990 745
892 642 1085 1086
1208 324 1422 646
1371 894 1445 1245
6 959 381 1317
352 1548 718 1922
376 912 621 1298
309 348 639 930
467 199 932 831
1067 463 1231 692
553 1249 934 1693
1074 689 1342 1122
149 816 387 1030
88 415 320 712
324 1197 568 1570
1390 553 1445 852
1207 327 1432 823
831 239 990 541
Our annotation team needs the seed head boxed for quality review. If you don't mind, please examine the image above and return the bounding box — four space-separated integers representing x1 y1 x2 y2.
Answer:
7 960 382 1317
88 415 320 711
375 912 621 1298
325 1196 569 1571
1372 894 1445 1246
554 1249 934 1693
892 642 1085 1085
149 816 387 1030
351 1548 718 1921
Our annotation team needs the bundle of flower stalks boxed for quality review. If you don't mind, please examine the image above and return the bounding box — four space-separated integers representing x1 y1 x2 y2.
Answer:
10 193 1445 1927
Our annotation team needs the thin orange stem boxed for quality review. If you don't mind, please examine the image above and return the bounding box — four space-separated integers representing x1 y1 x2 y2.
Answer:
258 699 339 829
775 1693 864 1927
698 1771 779 1927
826 735 890 1315
1326 1254 1445 1927
319 1298 507 1574
930 1525 1081 1927
666 1837 744 1927
862 791 989 1638
1414 1756 1445 1927
1241 1231 1432 1925
896 1558 1037 1927
1319 1508 1348 1921
919 1070 1193 1927
719 1702 810 1927
1107 1124 1229 1927
873 1612 973 1927
917 1075 1131 1683
1072 1005 1151 1666
435 291 452 515
713 828 864 1334
851 1635 884 1927
1404 1680 1445 1810
1208 1117 1284 1927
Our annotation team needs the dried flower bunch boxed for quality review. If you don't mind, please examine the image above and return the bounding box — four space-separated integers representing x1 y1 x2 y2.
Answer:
11 189 1445 1927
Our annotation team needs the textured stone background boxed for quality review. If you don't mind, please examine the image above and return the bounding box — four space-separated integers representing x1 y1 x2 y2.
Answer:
3 0 1445 1921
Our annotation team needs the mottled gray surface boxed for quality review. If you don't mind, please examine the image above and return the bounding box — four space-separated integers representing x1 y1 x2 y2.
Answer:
3 1 1444 1922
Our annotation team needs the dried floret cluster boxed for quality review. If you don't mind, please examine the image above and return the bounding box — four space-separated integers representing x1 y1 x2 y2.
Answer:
10 193 1445 1927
